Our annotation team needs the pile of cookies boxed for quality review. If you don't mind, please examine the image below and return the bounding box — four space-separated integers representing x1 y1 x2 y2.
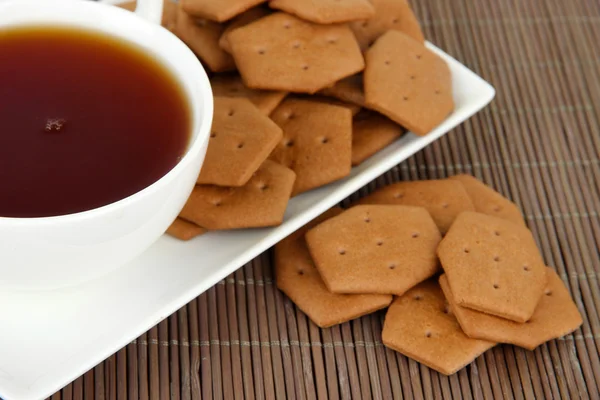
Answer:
275 174 583 375
117 0 454 239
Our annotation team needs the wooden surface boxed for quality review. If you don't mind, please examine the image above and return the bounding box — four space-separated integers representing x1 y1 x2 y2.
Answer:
50 0 600 398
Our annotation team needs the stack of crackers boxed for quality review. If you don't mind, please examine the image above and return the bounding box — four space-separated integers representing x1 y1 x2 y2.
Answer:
117 0 455 238
275 174 583 375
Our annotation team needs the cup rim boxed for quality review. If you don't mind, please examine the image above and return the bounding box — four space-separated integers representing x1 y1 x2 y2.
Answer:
0 0 214 225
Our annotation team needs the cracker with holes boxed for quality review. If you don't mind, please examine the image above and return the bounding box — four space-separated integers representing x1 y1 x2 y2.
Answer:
439 269 582 350
269 99 352 196
350 0 424 50
275 208 393 328
382 280 496 375
166 218 207 241
357 179 475 233
364 30 453 135
352 111 405 166
306 205 442 295
438 212 547 323
210 74 287 115
181 0 266 22
180 160 295 229
227 13 364 94
174 6 236 72
449 174 526 226
218 6 270 53
308 96 362 116
319 74 365 107
269 0 375 24
198 97 283 187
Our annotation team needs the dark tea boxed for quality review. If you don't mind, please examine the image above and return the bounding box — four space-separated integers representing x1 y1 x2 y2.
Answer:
0 26 191 218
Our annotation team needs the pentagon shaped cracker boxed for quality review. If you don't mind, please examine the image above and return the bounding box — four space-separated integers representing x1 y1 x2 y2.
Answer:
449 174 526 226
198 97 283 187
364 30 454 135
319 74 365 107
276 208 393 328
166 218 207 241
438 212 547 322
306 205 442 295
439 269 582 350
358 179 475 233
174 6 236 72
181 0 266 22
227 13 365 94
269 99 352 196
218 6 270 53
307 96 362 116
180 160 295 230
350 0 424 50
269 0 375 24
211 74 287 115
351 111 405 166
116 0 178 31
382 280 495 375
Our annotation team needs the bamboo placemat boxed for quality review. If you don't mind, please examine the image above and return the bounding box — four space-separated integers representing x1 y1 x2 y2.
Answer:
50 0 600 398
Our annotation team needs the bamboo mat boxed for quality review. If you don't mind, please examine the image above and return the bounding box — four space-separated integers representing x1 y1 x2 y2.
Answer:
50 0 600 398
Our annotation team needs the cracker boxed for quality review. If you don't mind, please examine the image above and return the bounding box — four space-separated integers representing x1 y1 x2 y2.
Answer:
180 160 295 230
197 97 283 187
218 6 270 53
382 280 495 375
227 13 365 94
116 0 178 30
307 96 362 116
350 0 424 50
439 269 582 350
438 212 547 323
210 74 287 115
351 111 405 166
357 179 475 233
364 30 454 135
166 218 207 241
319 74 365 107
306 205 442 295
449 174 526 226
269 99 352 196
181 0 266 22
275 208 393 328
174 6 236 72
269 0 375 24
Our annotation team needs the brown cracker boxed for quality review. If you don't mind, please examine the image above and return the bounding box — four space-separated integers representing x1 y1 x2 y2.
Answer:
166 218 207 241
350 0 424 50
116 0 178 30
364 30 454 135
306 205 442 295
382 280 495 375
227 13 365 94
449 174 526 226
197 97 283 187
439 269 582 350
275 208 393 328
269 99 352 196
181 0 266 22
269 0 375 24
319 74 365 107
218 6 270 53
174 6 236 72
180 160 295 230
351 110 405 166
210 74 287 115
438 212 547 323
307 96 362 116
357 179 475 234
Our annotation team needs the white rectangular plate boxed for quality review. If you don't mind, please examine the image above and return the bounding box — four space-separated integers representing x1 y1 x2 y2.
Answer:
0 30 494 400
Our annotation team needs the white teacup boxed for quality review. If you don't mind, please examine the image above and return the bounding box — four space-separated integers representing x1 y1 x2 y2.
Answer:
0 0 213 290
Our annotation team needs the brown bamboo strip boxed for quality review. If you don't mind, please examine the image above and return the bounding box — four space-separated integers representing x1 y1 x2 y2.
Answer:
51 391 61 400
62 379 73 400
319 321 340 399
197 292 213 400
215 280 234 400
330 325 352 398
145 326 158 400
73 376 83 400
126 342 138 400
107 355 117 400
353 319 379 399
178 305 192 400
340 322 363 397
207 287 223 399
272 281 297 399
283 295 307 400
136 333 149 400
84 368 95 400
307 321 328 400
157 320 170 400
364 314 392 399
187 299 202 400
295 309 317 399
94 364 105 400
234 268 257 400
117 349 127 400
224 275 245 400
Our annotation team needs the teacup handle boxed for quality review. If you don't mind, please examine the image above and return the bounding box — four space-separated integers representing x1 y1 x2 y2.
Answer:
134 0 163 25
